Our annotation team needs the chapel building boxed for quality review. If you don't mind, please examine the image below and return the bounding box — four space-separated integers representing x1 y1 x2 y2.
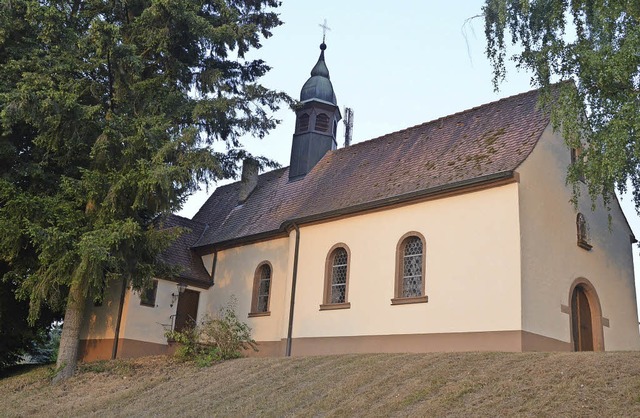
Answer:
78 41 640 361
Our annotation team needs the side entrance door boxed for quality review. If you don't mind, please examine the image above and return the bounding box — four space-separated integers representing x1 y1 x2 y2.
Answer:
174 289 200 332
571 285 594 351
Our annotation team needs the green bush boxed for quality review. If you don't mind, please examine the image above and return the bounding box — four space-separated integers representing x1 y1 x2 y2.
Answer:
165 299 257 366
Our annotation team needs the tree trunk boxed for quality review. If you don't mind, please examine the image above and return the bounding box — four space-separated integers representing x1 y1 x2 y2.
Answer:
52 281 86 383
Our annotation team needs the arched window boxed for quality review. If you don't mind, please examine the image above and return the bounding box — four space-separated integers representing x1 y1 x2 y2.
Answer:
297 113 310 132
249 262 272 316
321 244 351 310
392 232 428 305
315 113 329 132
576 213 592 250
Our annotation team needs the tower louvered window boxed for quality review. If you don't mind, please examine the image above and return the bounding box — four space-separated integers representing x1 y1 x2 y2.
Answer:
315 113 329 132
297 113 310 132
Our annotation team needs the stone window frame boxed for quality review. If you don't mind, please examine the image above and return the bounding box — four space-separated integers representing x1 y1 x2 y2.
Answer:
568 277 605 351
320 243 351 311
391 231 428 305
140 280 158 307
570 147 586 182
248 261 272 317
576 213 592 250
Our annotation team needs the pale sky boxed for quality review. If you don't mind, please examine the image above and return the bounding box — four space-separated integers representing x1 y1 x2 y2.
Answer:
179 1 640 317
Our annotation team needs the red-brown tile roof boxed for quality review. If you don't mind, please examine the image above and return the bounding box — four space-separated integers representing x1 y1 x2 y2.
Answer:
192 87 551 249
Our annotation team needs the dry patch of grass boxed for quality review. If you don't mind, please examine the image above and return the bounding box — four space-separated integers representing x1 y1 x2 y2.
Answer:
1 352 640 417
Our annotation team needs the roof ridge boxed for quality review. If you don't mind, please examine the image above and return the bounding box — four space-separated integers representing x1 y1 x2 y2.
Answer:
325 87 545 156
212 166 289 190
192 84 554 249
168 213 207 226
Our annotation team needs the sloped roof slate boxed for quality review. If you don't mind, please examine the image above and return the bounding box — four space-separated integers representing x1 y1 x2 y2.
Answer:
158 214 211 286
192 87 551 249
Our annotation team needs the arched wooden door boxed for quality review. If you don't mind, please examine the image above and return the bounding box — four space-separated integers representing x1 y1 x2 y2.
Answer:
571 285 594 351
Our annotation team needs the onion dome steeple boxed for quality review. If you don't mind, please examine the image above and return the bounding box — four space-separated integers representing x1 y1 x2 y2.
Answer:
300 43 337 105
289 41 342 180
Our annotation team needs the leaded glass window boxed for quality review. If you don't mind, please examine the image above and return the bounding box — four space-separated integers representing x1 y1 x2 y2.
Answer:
402 236 423 298
255 264 271 313
330 248 348 303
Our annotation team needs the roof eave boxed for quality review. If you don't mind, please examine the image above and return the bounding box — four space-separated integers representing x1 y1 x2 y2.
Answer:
193 230 290 253
282 170 518 230
158 273 212 290
195 170 518 252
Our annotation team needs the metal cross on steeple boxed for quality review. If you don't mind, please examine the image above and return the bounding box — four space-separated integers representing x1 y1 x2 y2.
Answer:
319 18 331 43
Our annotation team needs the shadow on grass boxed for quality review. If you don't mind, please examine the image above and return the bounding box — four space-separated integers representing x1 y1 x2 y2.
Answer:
0 362 53 380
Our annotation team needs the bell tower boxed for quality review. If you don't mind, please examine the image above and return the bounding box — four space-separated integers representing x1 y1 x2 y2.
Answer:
289 41 341 180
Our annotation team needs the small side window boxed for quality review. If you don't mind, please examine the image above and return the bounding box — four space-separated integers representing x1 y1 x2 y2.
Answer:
140 280 158 307
94 278 106 307
570 147 585 182
249 262 272 317
577 213 592 250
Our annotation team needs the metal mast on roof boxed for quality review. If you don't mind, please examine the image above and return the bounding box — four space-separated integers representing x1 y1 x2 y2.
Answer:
344 107 353 147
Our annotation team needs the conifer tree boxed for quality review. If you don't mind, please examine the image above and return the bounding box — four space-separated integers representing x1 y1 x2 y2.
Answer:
0 0 288 381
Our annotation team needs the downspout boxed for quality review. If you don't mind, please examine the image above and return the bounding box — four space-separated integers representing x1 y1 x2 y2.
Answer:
111 276 128 359
285 223 301 357
211 250 218 286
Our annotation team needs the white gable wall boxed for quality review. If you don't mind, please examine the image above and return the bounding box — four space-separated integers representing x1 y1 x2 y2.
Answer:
518 123 640 350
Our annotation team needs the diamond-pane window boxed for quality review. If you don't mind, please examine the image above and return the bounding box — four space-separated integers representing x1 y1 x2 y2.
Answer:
402 236 423 298
330 248 348 303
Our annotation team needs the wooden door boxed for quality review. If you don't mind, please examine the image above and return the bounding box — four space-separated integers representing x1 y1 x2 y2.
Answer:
571 286 594 351
174 289 200 332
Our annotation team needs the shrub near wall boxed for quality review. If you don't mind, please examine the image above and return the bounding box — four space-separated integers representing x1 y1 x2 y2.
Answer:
166 299 257 366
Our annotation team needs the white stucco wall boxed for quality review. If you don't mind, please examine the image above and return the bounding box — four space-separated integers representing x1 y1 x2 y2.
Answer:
291 183 523 338
518 124 640 350
81 277 208 346
207 237 291 343
120 279 186 345
80 279 123 340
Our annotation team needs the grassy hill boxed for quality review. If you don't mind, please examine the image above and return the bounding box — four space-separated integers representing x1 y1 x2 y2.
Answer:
2 352 640 417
